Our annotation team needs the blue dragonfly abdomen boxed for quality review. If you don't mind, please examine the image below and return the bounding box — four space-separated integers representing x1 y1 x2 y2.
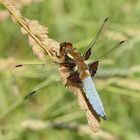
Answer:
82 75 106 120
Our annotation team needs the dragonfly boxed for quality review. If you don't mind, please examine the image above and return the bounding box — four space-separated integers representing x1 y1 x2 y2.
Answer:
59 41 125 120
57 17 125 120
14 17 125 120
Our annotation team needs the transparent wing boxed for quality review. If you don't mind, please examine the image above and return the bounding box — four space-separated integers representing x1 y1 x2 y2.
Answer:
83 17 109 60
11 60 57 78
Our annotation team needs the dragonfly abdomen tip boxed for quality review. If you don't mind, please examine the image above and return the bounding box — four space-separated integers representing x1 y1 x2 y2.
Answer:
101 115 107 121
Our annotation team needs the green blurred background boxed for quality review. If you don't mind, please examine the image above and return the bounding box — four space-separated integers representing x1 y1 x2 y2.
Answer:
0 0 140 140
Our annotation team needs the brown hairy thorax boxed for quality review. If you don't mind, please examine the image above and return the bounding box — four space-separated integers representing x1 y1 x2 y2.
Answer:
59 42 91 80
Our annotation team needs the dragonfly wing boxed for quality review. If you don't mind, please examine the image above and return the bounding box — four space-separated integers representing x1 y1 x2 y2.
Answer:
83 47 92 60
89 61 99 77
67 71 81 83
82 76 106 119
83 17 109 60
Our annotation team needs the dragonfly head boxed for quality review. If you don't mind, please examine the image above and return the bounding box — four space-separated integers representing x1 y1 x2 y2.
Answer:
60 42 73 56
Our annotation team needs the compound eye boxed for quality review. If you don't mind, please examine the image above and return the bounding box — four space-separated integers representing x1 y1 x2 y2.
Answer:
66 42 72 47
60 42 66 53
60 42 67 47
